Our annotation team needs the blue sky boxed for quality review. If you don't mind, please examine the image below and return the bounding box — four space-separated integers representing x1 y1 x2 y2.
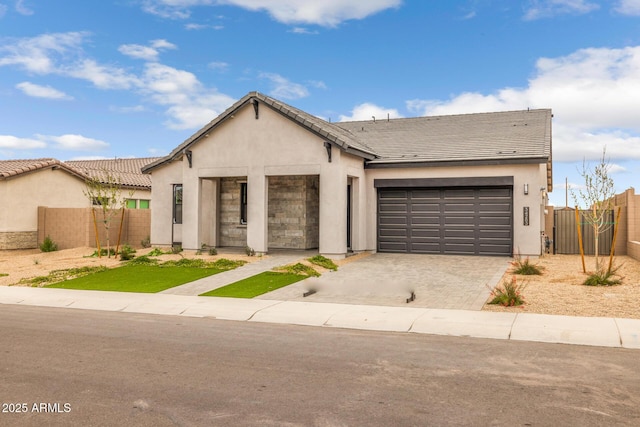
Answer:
2 0 640 206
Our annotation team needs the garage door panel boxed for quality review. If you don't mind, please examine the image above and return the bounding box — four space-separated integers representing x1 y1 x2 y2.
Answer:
411 190 440 199
379 216 408 225
443 203 475 212
379 241 409 252
411 228 440 238
378 187 512 256
411 203 440 212
444 189 475 199
379 228 408 237
479 216 511 226
411 216 440 225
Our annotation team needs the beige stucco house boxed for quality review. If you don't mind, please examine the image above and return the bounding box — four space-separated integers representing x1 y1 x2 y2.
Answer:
0 158 157 249
143 92 552 258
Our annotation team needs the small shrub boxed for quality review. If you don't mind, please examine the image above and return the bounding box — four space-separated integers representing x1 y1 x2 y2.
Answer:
0 273 8 277
33 259 40 265
245 246 256 257
40 236 58 252
87 248 116 258
488 276 526 307
511 252 543 275
583 266 622 286
307 255 338 271
210 258 246 270
126 255 159 266
147 247 166 257
20 265 108 286
277 263 320 277
119 244 136 261
141 236 151 248
208 247 218 256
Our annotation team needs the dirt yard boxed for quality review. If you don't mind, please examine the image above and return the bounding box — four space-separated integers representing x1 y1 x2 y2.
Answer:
482 254 640 319
1 248 638 320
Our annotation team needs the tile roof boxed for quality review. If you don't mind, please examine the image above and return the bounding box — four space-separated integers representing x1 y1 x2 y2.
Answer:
335 109 552 165
67 158 160 189
0 157 159 189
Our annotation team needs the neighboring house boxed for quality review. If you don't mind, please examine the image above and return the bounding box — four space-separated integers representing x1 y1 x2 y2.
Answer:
143 92 552 258
0 157 158 250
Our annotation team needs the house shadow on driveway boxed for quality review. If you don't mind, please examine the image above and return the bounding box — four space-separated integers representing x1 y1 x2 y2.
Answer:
258 253 511 310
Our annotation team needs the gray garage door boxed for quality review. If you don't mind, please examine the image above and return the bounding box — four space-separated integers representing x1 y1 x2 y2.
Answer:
377 187 513 256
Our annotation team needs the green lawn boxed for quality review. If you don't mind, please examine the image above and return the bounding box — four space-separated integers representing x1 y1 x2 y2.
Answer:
47 265 227 293
200 271 307 298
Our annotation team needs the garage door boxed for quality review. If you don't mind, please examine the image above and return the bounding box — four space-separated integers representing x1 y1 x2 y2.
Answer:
377 187 513 256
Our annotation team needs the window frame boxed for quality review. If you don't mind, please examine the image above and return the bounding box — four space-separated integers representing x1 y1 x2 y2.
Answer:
240 182 248 225
173 184 183 224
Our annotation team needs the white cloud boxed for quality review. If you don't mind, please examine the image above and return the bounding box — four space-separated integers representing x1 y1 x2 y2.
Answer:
64 59 140 90
110 105 146 113
208 61 229 71
339 102 402 122
142 63 235 129
408 45 640 163
118 39 176 61
615 0 640 15
16 81 72 100
15 0 33 15
259 72 309 99
0 135 46 149
142 0 402 27
289 27 319 34
0 32 87 74
524 0 599 20
39 134 110 151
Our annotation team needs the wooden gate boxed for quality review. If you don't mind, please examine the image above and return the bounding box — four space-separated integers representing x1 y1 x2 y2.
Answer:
553 209 614 255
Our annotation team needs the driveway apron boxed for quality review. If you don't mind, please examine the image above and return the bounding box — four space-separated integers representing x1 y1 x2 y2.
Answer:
259 253 511 310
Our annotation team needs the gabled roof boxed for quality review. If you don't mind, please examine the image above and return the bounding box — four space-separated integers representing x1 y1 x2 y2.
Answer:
142 92 378 173
0 158 87 181
67 158 159 189
0 157 159 190
143 92 552 189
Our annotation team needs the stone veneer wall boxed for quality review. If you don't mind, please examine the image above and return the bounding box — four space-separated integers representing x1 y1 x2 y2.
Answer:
268 175 319 249
219 177 247 247
0 231 38 250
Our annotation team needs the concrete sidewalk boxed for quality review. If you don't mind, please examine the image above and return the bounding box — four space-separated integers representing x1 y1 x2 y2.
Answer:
1 286 638 350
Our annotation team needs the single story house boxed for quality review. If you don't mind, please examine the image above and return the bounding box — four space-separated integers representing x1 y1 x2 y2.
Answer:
143 92 552 258
0 157 158 249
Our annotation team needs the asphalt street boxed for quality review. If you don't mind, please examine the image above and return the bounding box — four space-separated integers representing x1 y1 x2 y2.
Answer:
1 305 639 426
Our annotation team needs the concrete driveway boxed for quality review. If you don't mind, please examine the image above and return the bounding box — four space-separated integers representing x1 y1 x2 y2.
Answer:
258 253 511 310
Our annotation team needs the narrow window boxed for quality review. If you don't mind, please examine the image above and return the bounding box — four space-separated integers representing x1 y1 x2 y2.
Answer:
240 182 248 225
139 200 150 209
126 199 137 209
173 184 183 224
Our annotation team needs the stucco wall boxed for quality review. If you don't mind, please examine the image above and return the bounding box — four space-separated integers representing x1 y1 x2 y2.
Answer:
0 168 89 234
147 160 183 246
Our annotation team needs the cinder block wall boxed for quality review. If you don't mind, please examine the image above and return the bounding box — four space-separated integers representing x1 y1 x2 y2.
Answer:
36 207 150 250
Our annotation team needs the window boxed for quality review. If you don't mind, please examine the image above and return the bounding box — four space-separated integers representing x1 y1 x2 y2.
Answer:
139 200 150 209
173 184 183 224
126 199 137 209
240 182 248 225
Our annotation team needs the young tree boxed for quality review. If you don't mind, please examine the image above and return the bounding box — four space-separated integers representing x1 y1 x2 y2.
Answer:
571 148 616 272
83 171 132 258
